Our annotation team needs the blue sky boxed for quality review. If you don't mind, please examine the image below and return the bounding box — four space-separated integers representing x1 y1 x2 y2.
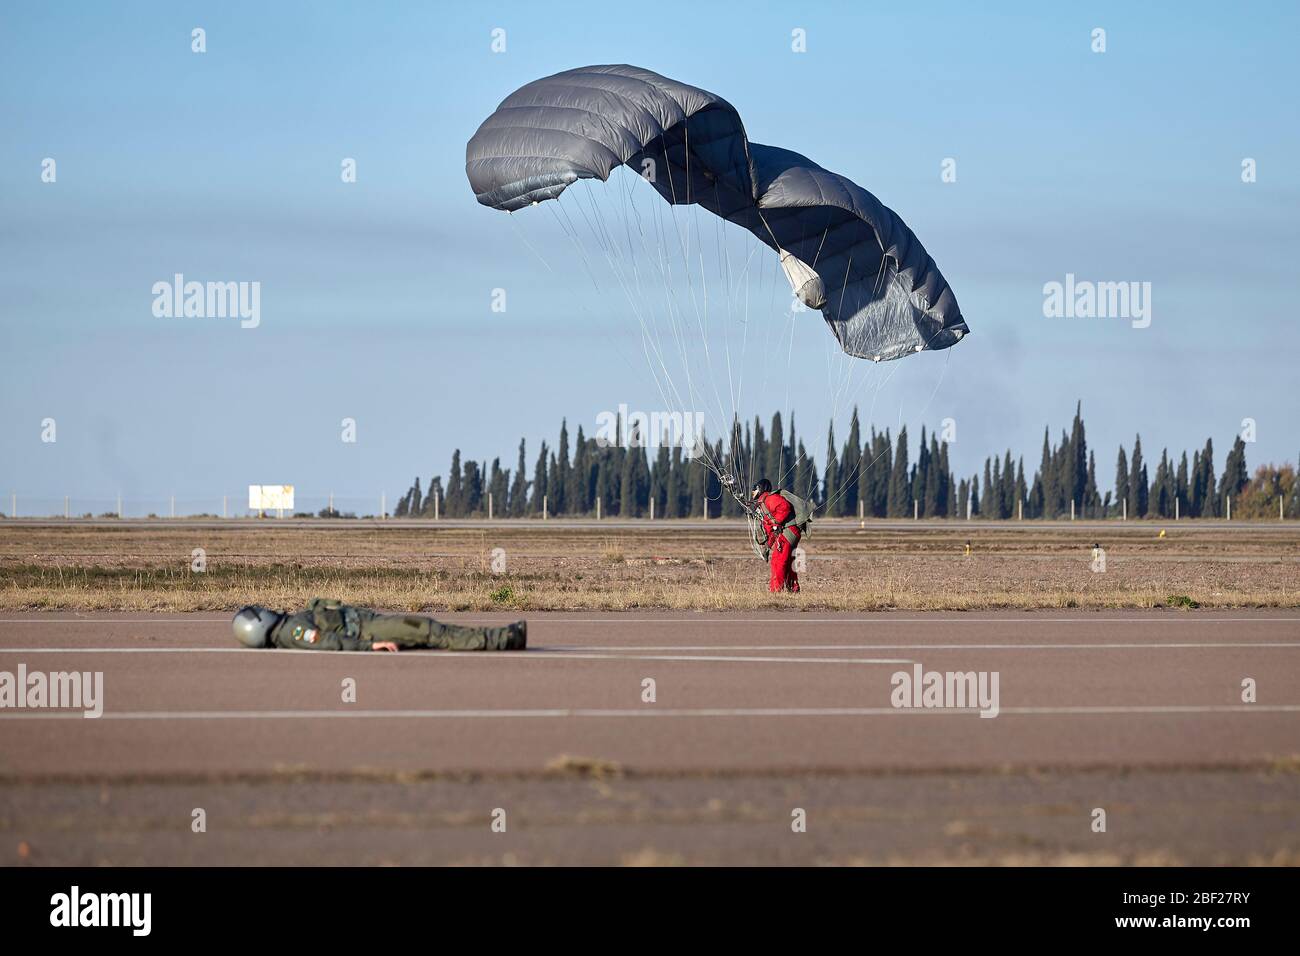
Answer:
1 1 1296 514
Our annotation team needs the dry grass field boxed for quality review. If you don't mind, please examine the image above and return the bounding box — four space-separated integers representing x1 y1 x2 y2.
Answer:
1 518 1296 611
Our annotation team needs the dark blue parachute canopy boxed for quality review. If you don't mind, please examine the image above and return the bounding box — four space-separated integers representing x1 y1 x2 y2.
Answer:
466 65 968 362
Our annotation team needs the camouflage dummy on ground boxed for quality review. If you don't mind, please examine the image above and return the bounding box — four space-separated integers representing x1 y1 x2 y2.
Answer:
232 598 526 652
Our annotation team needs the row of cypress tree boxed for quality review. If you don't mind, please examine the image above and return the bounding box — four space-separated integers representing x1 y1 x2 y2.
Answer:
392 404 1278 520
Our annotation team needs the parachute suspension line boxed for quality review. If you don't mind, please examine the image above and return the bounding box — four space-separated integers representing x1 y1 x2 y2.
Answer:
672 131 735 470
726 294 801 502
821 249 893 491
917 345 954 420
547 197 603 295
758 202 806 508
616 170 730 490
506 211 556 275
746 226 786 495
508 192 942 528
684 123 692 206
603 176 720 480
818 320 955 519
652 130 763 511
509 198 651 391
711 178 765 507
603 178 681 422
753 208 862 503
873 249 895 299
777 225 802 483
835 253 855 316
782 220 827 482
695 203 762 504
651 190 719 478
776 232 828 500
815 241 905 518
761 208 816 497
829 254 863 419
612 176 648 360
648 153 710 451
692 203 733 472
822 332 915 519
556 187 703 440
556 190 686 417
625 170 698 445
709 177 777 502
517 174 950 527
744 231 795 498
652 182 738 491
827 250 894 464
540 177 695 488
808 210 834 271
821 362 890 518
710 190 741 497
712 186 736 409
643 193 739 498
648 210 730 484
729 240 765 498
579 180 622 266
754 208 781 251
777 294 800 491
513 199 668 389
738 212 902 519
616 177 664 386
511 195 707 459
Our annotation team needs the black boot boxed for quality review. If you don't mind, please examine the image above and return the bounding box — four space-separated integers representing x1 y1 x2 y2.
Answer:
488 620 527 651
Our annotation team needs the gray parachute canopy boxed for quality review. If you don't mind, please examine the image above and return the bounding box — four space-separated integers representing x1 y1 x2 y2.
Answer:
466 65 968 362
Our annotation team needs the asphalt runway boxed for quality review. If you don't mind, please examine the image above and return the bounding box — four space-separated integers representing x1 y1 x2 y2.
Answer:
1 610 1297 865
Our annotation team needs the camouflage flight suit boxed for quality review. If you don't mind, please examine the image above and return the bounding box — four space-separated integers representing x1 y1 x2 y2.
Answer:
268 598 524 652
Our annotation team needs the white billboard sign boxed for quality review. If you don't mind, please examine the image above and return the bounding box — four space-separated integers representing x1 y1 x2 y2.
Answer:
248 485 295 511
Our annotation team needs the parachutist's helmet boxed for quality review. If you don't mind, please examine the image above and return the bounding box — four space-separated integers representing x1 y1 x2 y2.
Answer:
751 478 773 500
232 606 282 648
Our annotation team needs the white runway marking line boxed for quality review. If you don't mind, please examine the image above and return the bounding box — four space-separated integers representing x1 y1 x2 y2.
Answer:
2 616 1298 625
548 643 1300 651
3 642 1298 655
0 619 232 624
3 704 1298 721
521 617 1300 625
0 648 914 665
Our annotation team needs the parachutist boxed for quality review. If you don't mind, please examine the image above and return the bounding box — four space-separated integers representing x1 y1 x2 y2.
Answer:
751 478 813 594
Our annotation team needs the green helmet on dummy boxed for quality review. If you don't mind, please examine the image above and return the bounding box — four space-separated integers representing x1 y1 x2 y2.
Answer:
232 606 283 648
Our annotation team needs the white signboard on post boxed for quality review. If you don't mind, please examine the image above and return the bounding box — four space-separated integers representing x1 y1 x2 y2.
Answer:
248 485 294 514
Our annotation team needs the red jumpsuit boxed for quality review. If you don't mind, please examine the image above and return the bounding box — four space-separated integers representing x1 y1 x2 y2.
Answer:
758 491 800 593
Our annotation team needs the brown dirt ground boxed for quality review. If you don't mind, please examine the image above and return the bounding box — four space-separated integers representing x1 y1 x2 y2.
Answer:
1 519 1296 612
